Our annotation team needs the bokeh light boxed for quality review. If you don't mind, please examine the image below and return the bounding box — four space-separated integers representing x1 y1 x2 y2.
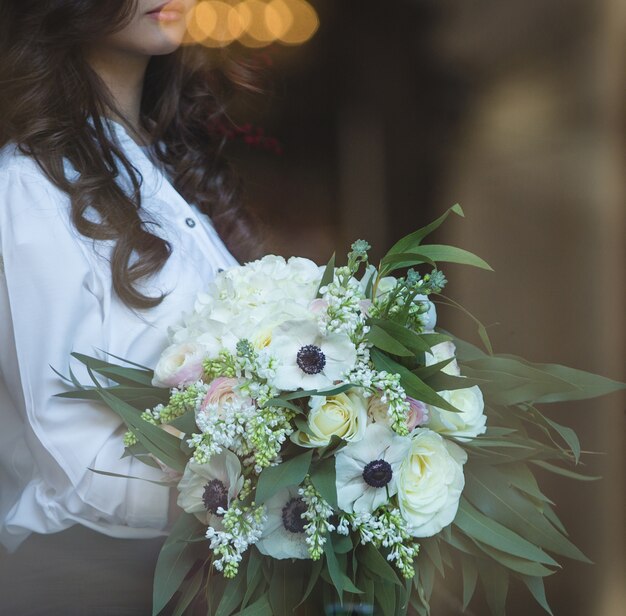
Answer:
184 0 318 48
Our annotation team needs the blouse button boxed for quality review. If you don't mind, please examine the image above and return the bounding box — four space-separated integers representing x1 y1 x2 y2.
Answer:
185 217 196 228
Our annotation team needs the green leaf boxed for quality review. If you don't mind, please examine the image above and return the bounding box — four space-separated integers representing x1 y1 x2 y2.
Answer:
367 318 435 354
370 349 461 413
242 550 264 609
296 558 322 607
404 245 492 270
262 397 303 414
152 513 204 615
385 204 464 256
70 352 154 386
255 450 313 504
235 594 273 616
367 325 414 357
323 536 362 603
316 253 336 298
374 580 396 616
359 543 401 586
454 499 559 566
88 467 172 487
269 561 303 616
169 410 199 435
464 464 590 562
471 541 556 577
216 573 246 616
531 460 601 481
380 252 437 273
98 390 188 473
478 559 509 616
420 538 444 576
172 566 204 616
460 553 478 611
310 456 338 509
519 575 554 615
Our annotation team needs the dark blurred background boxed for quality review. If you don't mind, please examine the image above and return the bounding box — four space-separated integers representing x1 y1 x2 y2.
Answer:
222 1 625 613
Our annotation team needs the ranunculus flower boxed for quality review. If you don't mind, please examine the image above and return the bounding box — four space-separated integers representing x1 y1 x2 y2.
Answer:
397 429 467 537
256 486 310 560
267 319 357 391
176 451 244 527
335 423 412 514
368 394 428 432
198 377 240 420
291 390 368 448
407 397 429 430
428 385 486 441
152 342 208 388
424 340 460 376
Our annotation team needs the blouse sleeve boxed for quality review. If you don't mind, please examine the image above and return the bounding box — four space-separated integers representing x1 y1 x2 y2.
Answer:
0 166 170 543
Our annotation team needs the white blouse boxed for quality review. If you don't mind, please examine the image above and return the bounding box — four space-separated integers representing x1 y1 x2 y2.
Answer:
0 121 238 551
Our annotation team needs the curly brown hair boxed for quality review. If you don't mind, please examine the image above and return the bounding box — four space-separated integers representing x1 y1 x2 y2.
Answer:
0 0 261 309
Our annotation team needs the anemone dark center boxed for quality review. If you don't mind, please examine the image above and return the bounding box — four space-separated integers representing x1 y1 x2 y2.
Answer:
362 459 393 488
281 497 307 533
202 479 228 514
296 344 326 375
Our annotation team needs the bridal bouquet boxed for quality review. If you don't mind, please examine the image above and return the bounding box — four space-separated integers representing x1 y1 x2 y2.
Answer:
60 205 623 616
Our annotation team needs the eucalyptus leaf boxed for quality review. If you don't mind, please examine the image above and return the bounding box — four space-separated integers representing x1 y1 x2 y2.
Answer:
371 349 461 413
358 543 401 586
215 573 246 616
310 455 338 509
98 390 188 473
172 566 204 616
152 513 204 615
255 450 313 504
235 594 273 616
519 575 554 615
454 499 559 566
385 204 464 256
316 253 336 298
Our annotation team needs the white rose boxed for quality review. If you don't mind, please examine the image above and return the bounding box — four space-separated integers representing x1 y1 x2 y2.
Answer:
425 340 460 376
428 386 486 441
397 429 467 537
152 342 208 388
291 390 368 447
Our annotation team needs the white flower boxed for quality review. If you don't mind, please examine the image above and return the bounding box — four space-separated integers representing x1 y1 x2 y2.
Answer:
255 486 310 560
291 390 368 448
335 423 412 514
397 429 467 537
428 386 486 441
424 340 460 376
417 296 437 330
176 451 244 526
267 319 357 391
152 342 208 388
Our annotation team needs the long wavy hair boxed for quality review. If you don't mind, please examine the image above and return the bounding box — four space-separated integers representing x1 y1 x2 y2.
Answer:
0 0 261 309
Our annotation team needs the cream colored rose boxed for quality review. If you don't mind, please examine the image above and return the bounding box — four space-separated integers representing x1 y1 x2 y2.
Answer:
428 385 486 441
152 342 208 388
291 390 368 448
397 429 467 537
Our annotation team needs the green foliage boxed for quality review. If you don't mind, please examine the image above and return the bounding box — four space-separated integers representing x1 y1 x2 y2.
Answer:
54 206 626 616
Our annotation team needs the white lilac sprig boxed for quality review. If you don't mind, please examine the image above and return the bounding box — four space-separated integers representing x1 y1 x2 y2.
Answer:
206 500 266 578
299 477 336 560
337 508 419 579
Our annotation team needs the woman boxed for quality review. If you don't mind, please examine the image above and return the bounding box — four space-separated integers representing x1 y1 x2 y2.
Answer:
0 1 259 613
